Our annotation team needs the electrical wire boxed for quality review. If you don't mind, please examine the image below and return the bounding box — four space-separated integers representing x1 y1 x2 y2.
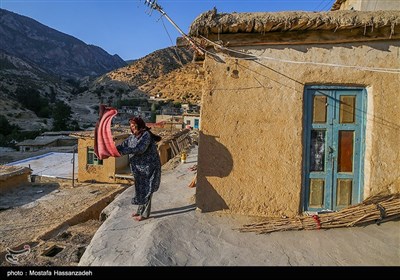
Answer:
199 36 400 74
142 0 399 74
314 0 328 11
319 0 336 12
160 17 184 67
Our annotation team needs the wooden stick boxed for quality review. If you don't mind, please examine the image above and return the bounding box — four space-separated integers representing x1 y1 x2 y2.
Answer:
188 175 197 188
237 194 400 234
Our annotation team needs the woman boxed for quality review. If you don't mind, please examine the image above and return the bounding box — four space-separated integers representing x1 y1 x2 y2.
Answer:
116 117 162 221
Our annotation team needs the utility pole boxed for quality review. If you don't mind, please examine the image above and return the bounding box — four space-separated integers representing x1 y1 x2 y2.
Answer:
71 145 77 187
143 0 204 56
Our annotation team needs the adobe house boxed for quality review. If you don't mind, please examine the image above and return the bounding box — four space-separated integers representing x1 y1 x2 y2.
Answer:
189 8 400 217
71 128 193 184
16 133 77 152
183 113 201 129
0 165 32 193
158 128 193 164
71 130 132 184
156 115 184 130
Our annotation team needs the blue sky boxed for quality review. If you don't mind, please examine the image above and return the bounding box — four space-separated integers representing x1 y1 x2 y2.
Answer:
1 0 335 61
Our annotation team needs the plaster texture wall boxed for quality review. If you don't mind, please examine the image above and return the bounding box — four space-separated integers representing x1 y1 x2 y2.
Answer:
196 40 400 217
77 136 128 184
340 0 399 11
158 143 172 166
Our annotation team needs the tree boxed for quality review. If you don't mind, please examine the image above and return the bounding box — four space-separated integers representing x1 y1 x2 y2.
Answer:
49 87 57 103
69 120 81 131
173 101 182 108
0 114 15 136
0 115 21 147
15 87 50 117
52 101 72 131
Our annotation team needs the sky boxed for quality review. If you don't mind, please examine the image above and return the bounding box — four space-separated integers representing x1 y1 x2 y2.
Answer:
1 0 336 61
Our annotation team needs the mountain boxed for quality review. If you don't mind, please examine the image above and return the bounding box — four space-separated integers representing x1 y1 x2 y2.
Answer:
0 50 74 131
0 8 126 79
88 47 204 104
69 47 201 126
97 47 194 88
0 9 203 133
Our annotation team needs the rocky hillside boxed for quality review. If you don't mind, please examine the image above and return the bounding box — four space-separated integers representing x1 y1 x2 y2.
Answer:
97 47 194 88
139 62 204 104
91 47 205 104
1 46 204 131
0 8 126 79
69 47 202 126
0 9 204 132
0 51 73 131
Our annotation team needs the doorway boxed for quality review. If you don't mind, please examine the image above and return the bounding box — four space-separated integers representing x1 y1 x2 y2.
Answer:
303 86 367 212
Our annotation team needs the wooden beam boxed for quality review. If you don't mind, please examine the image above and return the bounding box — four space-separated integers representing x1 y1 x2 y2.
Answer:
201 26 400 47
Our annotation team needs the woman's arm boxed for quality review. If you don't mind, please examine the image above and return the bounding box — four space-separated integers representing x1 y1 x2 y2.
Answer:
117 131 152 156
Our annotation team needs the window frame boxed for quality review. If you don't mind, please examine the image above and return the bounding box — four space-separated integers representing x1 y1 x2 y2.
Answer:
87 147 103 165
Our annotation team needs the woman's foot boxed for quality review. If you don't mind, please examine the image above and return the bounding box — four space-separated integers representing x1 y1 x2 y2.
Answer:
134 216 148 221
132 212 139 217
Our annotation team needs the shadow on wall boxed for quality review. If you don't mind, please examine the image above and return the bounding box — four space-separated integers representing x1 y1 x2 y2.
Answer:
196 132 233 212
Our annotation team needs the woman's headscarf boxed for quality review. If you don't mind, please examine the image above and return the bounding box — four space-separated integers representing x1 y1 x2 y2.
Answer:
130 116 147 129
129 116 162 142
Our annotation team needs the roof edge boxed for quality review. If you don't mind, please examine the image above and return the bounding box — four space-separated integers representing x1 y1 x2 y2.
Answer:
189 9 400 36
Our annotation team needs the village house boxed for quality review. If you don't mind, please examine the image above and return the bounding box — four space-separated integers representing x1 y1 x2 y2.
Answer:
70 130 131 184
332 0 399 11
188 2 400 217
156 115 184 130
70 128 193 184
115 105 154 124
183 113 201 129
16 131 77 152
181 103 201 114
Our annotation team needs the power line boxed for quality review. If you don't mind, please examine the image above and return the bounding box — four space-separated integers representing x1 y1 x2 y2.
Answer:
140 0 399 74
142 0 204 56
314 0 328 11
160 16 184 67
319 0 335 12
199 36 400 74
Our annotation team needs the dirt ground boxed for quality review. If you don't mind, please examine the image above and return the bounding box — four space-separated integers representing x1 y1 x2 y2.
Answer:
1 219 103 266
0 148 183 267
0 179 127 267
0 128 193 266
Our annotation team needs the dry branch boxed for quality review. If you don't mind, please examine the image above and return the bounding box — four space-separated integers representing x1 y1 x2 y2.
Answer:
238 194 400 234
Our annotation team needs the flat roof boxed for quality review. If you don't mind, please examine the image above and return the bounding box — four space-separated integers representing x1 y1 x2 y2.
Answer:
5 152 78 180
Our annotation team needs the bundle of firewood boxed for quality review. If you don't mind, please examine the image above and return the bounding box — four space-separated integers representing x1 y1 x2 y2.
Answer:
238 193 400 234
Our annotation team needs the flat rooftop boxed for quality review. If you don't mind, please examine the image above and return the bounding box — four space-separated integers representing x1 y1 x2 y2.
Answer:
5 152 78 180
